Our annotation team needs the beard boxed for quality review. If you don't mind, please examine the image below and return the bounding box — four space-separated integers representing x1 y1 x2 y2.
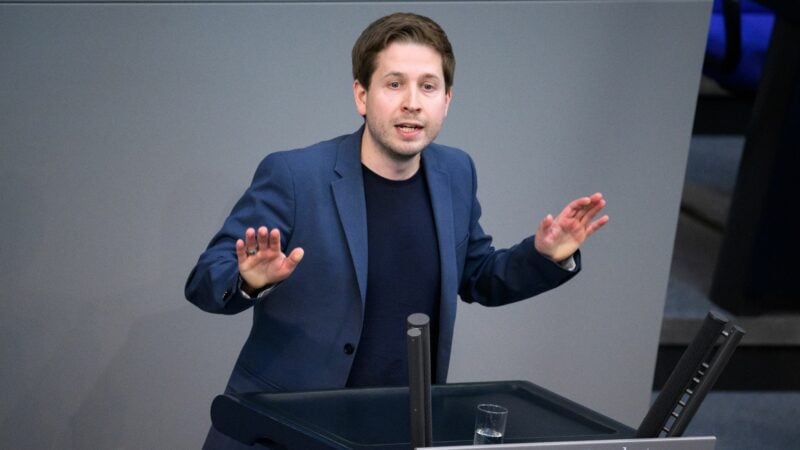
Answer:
363 116 441 163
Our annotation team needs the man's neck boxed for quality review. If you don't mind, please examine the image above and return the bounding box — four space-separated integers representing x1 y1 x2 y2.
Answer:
360 136 420 181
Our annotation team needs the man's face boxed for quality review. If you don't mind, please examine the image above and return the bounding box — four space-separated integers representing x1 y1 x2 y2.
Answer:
354 42 452 164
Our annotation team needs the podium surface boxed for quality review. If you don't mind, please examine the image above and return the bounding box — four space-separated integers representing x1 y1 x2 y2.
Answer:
211 381 635 449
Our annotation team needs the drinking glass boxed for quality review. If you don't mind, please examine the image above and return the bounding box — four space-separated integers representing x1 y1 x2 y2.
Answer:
473 403 508 445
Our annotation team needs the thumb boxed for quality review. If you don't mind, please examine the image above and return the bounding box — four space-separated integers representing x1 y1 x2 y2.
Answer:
539 214 553 232
285 248 304 269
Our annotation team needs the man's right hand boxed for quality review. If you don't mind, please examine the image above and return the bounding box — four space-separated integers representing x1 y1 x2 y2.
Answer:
236 226 304 294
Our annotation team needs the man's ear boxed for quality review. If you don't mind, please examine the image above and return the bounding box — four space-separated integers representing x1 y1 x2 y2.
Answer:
353 80 367 117
444 87 452 117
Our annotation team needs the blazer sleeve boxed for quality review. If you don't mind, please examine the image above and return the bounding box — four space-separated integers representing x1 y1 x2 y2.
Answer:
457 157 581 307
184 152 296 314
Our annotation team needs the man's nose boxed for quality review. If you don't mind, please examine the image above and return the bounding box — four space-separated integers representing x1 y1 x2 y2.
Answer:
402 87 422 113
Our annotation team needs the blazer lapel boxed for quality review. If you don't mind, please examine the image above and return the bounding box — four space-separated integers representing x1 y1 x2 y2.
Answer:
423 152 457 294
331 130 369 307
422 150 459 381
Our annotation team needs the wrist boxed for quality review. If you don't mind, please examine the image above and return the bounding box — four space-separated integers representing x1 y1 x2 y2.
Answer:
241 278 268 297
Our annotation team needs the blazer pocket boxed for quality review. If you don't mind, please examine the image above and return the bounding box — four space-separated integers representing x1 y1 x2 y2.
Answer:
455 234 469 250
229 362 284 394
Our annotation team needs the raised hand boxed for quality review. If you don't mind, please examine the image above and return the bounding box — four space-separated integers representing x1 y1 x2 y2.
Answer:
534 192 609 263
236 226 304 293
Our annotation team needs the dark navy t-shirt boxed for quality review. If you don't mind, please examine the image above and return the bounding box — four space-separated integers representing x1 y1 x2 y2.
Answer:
346 163 441 387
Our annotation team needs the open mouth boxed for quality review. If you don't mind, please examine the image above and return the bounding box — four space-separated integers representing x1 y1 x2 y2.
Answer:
396 124 423 133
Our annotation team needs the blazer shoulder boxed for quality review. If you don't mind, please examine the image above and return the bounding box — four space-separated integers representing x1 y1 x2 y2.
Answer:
425 142 476 176
428 142 471 159
255 133 348 175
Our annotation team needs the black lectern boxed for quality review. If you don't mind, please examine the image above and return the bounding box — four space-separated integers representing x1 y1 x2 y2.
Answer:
211 380 635 449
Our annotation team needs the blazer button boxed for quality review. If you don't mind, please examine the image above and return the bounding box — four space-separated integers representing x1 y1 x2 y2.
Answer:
343 343 355 355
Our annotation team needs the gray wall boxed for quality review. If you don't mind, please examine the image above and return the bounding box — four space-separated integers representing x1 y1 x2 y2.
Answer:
0 1 710 448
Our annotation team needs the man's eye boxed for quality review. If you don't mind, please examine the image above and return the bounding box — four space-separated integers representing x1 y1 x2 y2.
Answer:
389 81 401 89
423 83 435 91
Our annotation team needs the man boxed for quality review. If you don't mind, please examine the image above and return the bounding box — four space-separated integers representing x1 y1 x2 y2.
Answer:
186 12 608 448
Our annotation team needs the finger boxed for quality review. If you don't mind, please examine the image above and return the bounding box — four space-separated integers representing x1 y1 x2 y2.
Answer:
269 247 304 283
575 193 605 221
235 239 248 263
256 226 269 253
538 214 554 234
244 228 258 253
562 197 591 219
283 248 305 272
269 228 282 255
587 215 610 235
574 204 589 221
580 198 607 224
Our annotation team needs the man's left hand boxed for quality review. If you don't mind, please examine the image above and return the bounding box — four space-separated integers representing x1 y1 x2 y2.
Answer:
534 192 609 263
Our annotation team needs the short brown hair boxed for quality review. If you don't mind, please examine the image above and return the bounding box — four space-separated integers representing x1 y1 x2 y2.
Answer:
352 12 455 91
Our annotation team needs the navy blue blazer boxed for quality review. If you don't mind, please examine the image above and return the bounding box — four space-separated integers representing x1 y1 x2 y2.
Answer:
185 128 579 394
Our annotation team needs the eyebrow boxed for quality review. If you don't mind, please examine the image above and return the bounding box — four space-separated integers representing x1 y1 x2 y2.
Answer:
382 71 442 81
